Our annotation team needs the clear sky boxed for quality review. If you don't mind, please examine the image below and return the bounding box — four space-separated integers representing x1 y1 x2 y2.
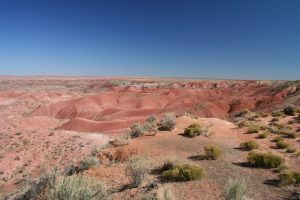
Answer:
0 0 299 80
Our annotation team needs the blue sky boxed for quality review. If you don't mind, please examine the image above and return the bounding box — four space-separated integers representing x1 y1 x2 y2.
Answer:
0 0 299 80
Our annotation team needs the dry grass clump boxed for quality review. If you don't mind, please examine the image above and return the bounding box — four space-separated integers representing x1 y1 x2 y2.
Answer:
203 145 222 160
273 136 283 143
110 133 131 147
161 164 204 182
278 171 300 186
286 146 297 153
130 123 146 138
157 184 175 200
159 112 176 131
272 111 286 118
239 141 259 151
279 130 297 139
79 156 100 170
258 131 269 139
184 123 208 137
130 115 159 138
247 152 284 168
275 140 290 149
48 175 107 200
246 126 260 134
225 177 247 200
126 155 153 187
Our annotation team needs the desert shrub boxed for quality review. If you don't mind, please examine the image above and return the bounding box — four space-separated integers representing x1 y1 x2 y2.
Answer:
234 109 251 117
157 184 175 200
247 152 284 168
80 156 100 170
273 136 283 143
161 164 204 182
271 117 279 122
143 115 159 134
239 141 259 151
279 171 300 186
204 145 222 160
126 155 152 187
225 177 247 200
283 106 296 116
280 130 297 139
258 131 269 139
237 121 252 128
286 146 297 153
130 123 145 138
246 126 260 134
184 123 208 137
48 175 107 200
159 112 176 131
275 141 290 149
160 157 179 172
110 133 131 147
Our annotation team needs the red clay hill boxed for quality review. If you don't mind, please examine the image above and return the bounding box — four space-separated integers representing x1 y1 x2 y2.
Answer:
30 78 300 133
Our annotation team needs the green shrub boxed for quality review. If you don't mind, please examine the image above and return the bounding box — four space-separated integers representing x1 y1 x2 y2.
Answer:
258 131 269 139
161 164 204 182
159 112 176 131
130 123 145 138
203 145 222 160
246 126 260 134
184 123 208 137
225 177 247 200
239 141 259 151
279 171 300 186
80 156 100 170
126 155 152 187
48 175 107 200
247 152 284 168
283 106 296 116
275 141 290 149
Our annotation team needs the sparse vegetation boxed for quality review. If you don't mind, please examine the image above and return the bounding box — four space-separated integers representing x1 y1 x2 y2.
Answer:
246 126 260 134
48 175 107 200
225 177 247 200
280 130 297 139
130 123 146 138
286 146 297 153
159 112 176 131
247 152 284 168
80 156 100 170
161 164 204 182
239 141 259 151
126 155 153 187
203 145 222 160
275 140 290 149
184 123 208 137
110 133 131 147
258 131 269 139
157 184 175 200
278 171 300 186
273 136 284 143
